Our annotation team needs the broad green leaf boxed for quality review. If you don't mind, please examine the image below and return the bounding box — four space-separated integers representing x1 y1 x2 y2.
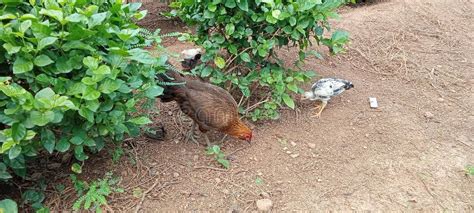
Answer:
20 20 32 33
79 108 94 123
11 123 26 142
236 0 248 11
128 116 152 125
289 17 297 26
89 12 107 28
35 87 55 99
8 146 21 160
2 43 21 55
282 93 295 109
41 129 55 154
34 55 54 67
93 65 111 75
55 138 70 152
296 0 322 11
145 85 164 98
70 135 84 145
331 30 349 44
65 13 85 22
272 10 281 19
240 52 251 62
0 199 18 213
82 86 100 100
225 23 235 35
13 57 33 74
225 0 236 8
30 110 55 126
99 78 121 94
214 56 226 69
71 163 82 174
39 9 63 22
37 37 58 50
0 14 17 20
83 56 98 70
200 67 213 77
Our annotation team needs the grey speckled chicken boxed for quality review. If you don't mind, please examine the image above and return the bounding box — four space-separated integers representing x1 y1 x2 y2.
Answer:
302 78 354 118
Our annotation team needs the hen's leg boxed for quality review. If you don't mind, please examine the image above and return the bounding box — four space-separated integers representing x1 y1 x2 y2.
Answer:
185 122 199 145
312 101 327 118
203 134 212 147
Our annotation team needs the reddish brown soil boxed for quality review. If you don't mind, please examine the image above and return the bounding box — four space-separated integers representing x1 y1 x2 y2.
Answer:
45 0 474 211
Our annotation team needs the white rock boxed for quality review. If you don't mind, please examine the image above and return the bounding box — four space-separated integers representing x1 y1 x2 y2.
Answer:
256 199 273 211
424 112 434 119
307 143 316 149
290 154 300 158
290 141 297 147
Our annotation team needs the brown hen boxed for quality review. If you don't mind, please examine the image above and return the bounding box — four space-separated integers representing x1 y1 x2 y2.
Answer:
157 60 252 145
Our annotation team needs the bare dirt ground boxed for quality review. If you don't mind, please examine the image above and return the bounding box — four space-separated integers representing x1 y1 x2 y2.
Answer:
45 0 473 211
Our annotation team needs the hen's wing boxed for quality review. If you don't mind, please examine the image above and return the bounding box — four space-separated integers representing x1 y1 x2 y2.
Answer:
311 78 350 99
180 80 238 131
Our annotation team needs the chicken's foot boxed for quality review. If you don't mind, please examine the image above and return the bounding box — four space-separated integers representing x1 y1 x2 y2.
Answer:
203 134 212 147
312 101 327 118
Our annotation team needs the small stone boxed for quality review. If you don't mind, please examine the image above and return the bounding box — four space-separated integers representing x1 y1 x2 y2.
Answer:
283 147 288 150
215 178 221 184
363 146 367 149
173 172 180 178
222 189 230 195
307 143 316 149
168 111 173 115
424 112 434 119
256 199 273 211
193 155 199 161
260 192 270 198
290 154 299 158
286 151 292 154
317 178 322 182
365 134 370 138
290 141 297 147
437 98 444 102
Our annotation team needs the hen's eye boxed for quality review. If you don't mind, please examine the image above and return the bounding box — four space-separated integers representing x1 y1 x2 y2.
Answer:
330 85 333 88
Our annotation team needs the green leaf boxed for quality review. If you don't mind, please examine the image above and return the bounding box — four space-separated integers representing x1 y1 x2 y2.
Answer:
71 163 82 174
20 20 32 33
70 135 84 145
331 30 349 44
0 199 18 213
8 146 22 160
93 65 111 75
82 86 101 100
225 23 235 35
236 0 248 11
37 37 58 50
11 123 26 142
39 9 64 22
56 138 70 152
99 79 120 94
34 55 54 67
83 56 98 70
240 52 251 62
289 17 297 26
272 10 281 19
297 0 322 11
41 129 56 154
13 57 33 74
214 56 226 69
79 108 94 123
2 43 21 55
35 87 55 99
30 110 55 126
65 13 85 22
145 85 164 98
128 116 152 125
89 12 107 28
200 67 213 77
225 0 236 8
282 93 295 109
217 158 230 169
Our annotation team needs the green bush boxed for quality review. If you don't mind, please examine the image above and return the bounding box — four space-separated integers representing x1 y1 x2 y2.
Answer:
0 0 168 181
173 0 351 120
